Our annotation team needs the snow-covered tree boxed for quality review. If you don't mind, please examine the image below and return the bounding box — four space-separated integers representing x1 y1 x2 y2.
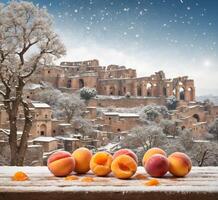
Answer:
179 128 194 150
57 93 86 123
166 95 177 110
160 119 177 137
73 116 94 137
120 125 167 151
209 118 218 140
140 105 169 122
0 1 65 165
80 87 97 101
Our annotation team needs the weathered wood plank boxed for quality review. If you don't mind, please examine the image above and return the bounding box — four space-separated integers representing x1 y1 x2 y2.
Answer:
0 167 218 200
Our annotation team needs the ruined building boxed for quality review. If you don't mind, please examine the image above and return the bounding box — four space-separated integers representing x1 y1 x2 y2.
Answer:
34 59 195 102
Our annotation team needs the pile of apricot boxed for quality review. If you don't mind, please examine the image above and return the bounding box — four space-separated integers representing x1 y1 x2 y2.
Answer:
47 147 192 179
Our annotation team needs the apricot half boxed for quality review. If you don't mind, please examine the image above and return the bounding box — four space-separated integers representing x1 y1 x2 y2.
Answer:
111 155 137 179
90 151 113 176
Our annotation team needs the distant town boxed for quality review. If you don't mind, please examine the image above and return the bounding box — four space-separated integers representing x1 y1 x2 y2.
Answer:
1 59 218 166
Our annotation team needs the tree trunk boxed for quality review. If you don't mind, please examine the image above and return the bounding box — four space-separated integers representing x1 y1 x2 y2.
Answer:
17 100 32 166
8 109 19 166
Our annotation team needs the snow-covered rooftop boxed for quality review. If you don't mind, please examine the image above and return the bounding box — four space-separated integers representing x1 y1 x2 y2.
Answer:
33 136 57 142
32 102 50 108
103 112 139 118
24 83 42 90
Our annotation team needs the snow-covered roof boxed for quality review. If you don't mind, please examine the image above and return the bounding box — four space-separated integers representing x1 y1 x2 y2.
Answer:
103 112 139 118
58 123 72 126
24 83 42 90
33 136 57 142
32 102 50 108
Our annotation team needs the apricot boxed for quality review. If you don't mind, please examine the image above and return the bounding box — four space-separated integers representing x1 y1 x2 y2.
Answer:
145 154 169 177
12 171 29 181
111 155 137 179
90 151 113 176
113 149 138 163
72 147 92 174
142 147 166 166
47 151 75 177
145 178 160 186
168 152 192 177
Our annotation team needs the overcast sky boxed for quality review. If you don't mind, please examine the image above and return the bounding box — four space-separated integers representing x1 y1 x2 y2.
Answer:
3 0 217 95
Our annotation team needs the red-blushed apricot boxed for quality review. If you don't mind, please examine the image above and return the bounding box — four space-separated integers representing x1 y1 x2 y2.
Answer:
113 149 138 163
12 171 29 181
90 151 113 176
168 152 192 177
142 147 166 166
111 155 137 179
145 178 160 186
145 154 169 177
47 151 75 177
72 147 92 174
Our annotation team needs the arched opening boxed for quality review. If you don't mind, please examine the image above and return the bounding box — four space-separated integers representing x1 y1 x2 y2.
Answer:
40 124 47 136
137 85 142 96
79 79 84 88
163 87 167 96
123 87 126 93
173 88 176 96
182 126 185 130
193 114 200 122
117 128 121 132
110 86 115 95
67 79 71 88
179 87 185 100
146 83 152 96
188 87 194 101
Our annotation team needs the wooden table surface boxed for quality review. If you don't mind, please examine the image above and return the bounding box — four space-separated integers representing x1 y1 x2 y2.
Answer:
0 166 218 200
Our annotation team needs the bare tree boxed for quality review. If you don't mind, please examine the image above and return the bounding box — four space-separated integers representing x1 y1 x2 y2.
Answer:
0 1 65 165
120 125 167 151
57 93 86 123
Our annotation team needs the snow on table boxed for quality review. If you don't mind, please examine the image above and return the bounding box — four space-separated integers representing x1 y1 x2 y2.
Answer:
0 166 218 200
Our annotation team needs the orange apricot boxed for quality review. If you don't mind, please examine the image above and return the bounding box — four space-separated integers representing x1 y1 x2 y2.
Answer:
72 147 92 174
168 152 192 177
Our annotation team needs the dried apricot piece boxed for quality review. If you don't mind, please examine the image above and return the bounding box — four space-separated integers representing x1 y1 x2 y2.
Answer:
12 171 29 181
80 177 94 182
145 178 159 186
134 174 147 180
65 175 79 181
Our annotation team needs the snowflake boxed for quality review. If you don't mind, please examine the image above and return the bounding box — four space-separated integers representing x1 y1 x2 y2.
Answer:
139 11 143 15
187 6 191 10
86 26 90 30
123 8 130 12
135 34 140 38
74 9 78 13
123 32 127 35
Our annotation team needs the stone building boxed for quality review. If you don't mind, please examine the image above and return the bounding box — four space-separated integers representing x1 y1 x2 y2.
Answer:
35 59 195 102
